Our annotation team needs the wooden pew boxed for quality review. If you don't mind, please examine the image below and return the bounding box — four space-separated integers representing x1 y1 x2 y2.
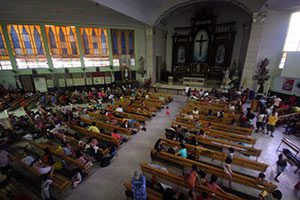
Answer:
28 141 92 173
182 105 240 119
172 120 256 146
114 100 158 113
69 125 121 147
141 162 241 200
180 111 235 125
159 138 268 172
10 154 71 191
165 130 262 159
124 183 162 200
150 150 277 192
88 111 141 131
176 115 253 136
147 92 173 102
50 130 111 156
185 102 242 113
80 116 133 136
104 109 147 123
112 105 154 118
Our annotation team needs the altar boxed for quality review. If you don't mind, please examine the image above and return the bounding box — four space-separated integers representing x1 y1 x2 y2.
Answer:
183 77 205 86
170 8 236 82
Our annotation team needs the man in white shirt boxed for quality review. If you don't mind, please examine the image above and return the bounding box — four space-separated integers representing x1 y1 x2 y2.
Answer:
185 85 190 96
273 97 282 108
115 105 124 112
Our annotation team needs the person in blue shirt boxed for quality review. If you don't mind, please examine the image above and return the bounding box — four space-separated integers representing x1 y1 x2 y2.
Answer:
176 143 187 158
131 170 147 200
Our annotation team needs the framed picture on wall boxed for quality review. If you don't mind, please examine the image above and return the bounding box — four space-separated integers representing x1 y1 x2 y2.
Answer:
282 79 295 91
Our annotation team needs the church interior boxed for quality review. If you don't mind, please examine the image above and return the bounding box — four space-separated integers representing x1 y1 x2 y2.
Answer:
0 0 300 199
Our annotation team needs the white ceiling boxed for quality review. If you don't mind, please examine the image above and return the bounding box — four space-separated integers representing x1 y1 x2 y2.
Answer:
95 0 300 25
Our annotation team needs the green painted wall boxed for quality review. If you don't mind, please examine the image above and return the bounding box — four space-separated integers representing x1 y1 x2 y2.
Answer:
0 22 147 88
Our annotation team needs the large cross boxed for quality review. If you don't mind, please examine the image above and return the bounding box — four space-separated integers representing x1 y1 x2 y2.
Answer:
196 34 208 57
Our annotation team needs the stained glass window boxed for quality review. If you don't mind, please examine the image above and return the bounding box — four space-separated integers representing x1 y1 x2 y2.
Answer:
111 29 135 67
0 26 12 70
7 24 47 69
45 25 80 68
79 27 109 67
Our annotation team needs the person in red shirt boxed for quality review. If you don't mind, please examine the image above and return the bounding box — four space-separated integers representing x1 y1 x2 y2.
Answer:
197 192 209 200
289 95 297 106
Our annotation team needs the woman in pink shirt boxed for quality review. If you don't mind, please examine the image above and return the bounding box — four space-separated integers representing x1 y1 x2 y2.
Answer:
205 175 225 193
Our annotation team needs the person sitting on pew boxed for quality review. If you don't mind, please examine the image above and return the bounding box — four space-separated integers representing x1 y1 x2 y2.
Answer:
205 174 226 193
190 136 198 146
192 108 199 115
41 148 55 166
115 105 124 112
87 122 100 134
72 168 83 189
154 139 165 152
62 142 73 157
217 109 224 119
176 143 187 158
256 172 267 184
197 191 209 200
205 109 213 116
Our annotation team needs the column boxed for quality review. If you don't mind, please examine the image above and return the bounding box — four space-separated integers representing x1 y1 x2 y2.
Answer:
145 27 156 83
240 19 265 90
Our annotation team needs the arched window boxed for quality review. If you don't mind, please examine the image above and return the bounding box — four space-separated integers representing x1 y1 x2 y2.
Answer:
10 26 21 55
92 29 98 54
0 26 12 70
22 26 33 55
59 28 68 55
101 31 107 55
34 27 44 55
112 31 118 55
69 28 77 55
79 27 110 67
82 29 90 55
129 32 134 55
121 31 126 54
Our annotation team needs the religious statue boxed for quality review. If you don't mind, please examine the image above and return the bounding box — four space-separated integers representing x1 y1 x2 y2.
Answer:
138 57 146 77
228 60 240 89
253 58 270 93
222 68 231 86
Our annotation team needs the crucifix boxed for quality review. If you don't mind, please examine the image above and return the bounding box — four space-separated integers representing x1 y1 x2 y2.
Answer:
196 34 208 57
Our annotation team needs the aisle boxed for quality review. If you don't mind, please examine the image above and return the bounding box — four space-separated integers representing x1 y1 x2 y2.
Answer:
64 95 186 200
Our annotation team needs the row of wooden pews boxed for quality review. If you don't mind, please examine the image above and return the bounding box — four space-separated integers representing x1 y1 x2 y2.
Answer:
124 96 277 200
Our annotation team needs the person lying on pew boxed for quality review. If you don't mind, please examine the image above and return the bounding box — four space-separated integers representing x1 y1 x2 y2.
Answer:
32 159 54 177
259 189 282 200
75 150 92 167
184 112 194 120
111 129 127 143
192 108 199 115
